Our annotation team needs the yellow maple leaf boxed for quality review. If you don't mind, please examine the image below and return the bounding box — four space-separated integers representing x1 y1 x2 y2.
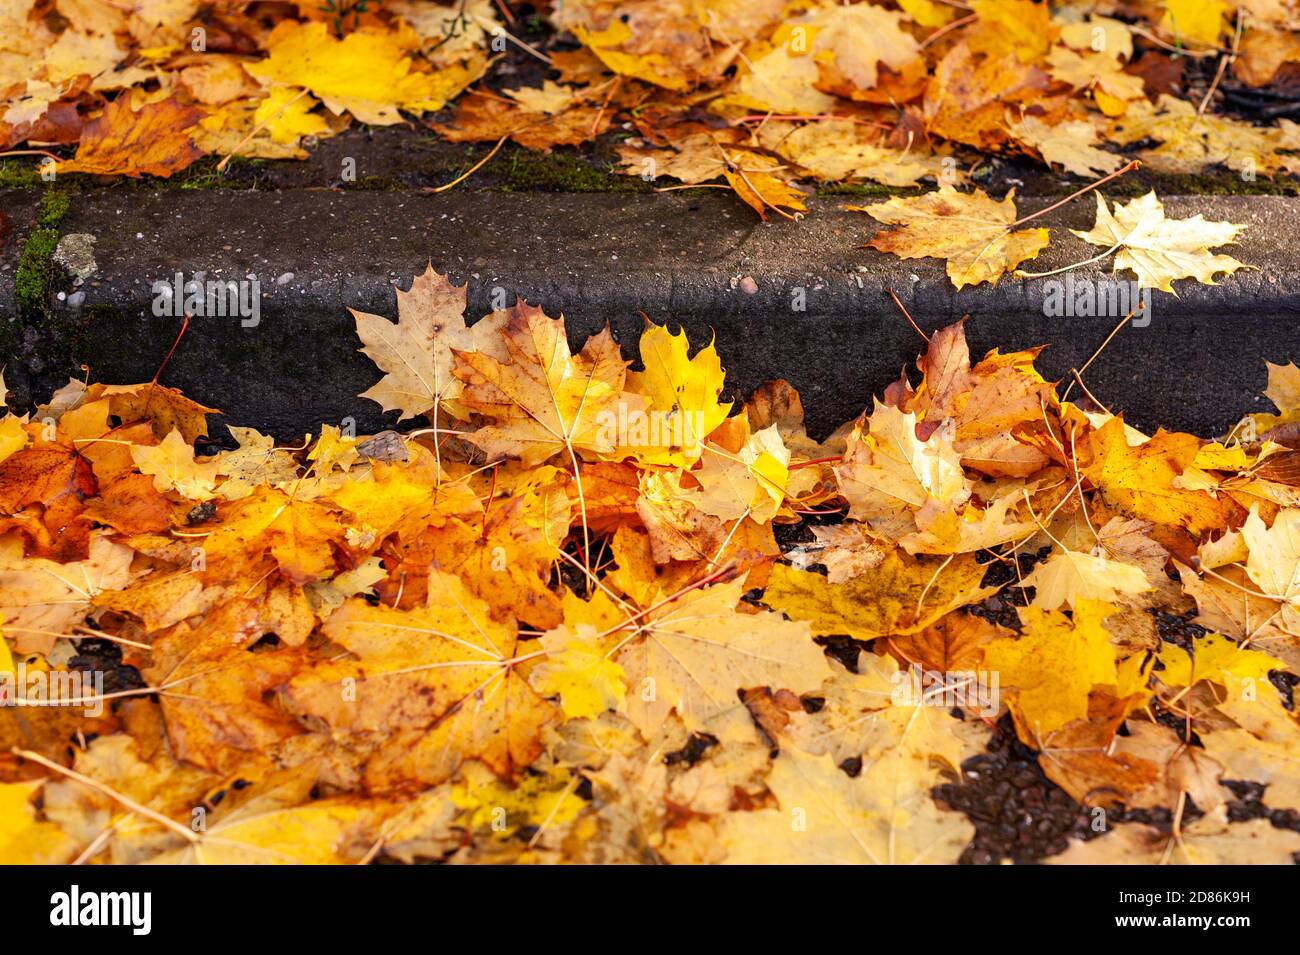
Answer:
1085 416 1231 536
722 160 807 221
130 428 220 500
201 487 344 586
772 654 990 767
1071 191 1249 292
86 381 215 443
1023 547 1152 610
452 762 585 838
286 571 558 788
214 425 302 500
623 322 731 466
802 1 921 91
353 265 474 423
252 86 332 144
43 28 123 84
1059 15 1134 61
0 532 135 655
900 493 1039 556
719 747 973 864
854 185 1050 289
0 415 28 467
1046 47 1145 104
898 0 955 28
245 21 470 125
615 579 829 740
573 20 691 91
966 0 1054 63
692 426 790 525
1158 632 1284 698
1240 505 1300 634
0 619 12 676
764 551 996 641
1247 361 1300 437
531 624 626 719
834 401 968 535
715 38 837 115
1161 0 1226 47
306 424 359 477
762 119 953 188
0 782 78 864
982 599 1119 738
1008 114 1126 178
149 798 389 864
454 305 626 466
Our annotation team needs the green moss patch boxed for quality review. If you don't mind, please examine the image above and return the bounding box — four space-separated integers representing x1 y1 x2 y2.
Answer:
16 191 74 319
15 227 60 319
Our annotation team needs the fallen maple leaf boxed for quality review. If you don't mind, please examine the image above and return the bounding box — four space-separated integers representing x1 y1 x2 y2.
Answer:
1086 416 1235 536
834 401 967 536
200 487 345 587
1022 546 1152 610
0 531 135 655
909 319 1056 477
719 747 974 865
1072 191 1250 292
623 322 731 466
854 185 1050 289
982 599 1120 739
85 381 216 444
130 428 220 501
765 550 996 641
454 305 626 466
55 96 204 178
286 571 557 788
761 120 951 188
245 21 475 125
0 781 79 864
352 265 474 423
1008 115 1125 178
615 579 830 740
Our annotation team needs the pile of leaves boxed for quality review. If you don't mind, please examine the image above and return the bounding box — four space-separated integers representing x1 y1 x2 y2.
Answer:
5 1 1300 219
2 266 1300 864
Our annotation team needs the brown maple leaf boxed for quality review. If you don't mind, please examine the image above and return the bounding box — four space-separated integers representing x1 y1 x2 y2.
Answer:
56 97 206 178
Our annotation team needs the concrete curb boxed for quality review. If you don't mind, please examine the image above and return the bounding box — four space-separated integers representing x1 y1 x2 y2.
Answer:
1 188 1297 440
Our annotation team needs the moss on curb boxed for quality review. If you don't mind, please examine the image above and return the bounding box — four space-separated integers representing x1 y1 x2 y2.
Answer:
7 189 76 362
35 190 71 226
491 150 652 193
1111 168 1300 198
0 160 45 189
15 228 60 318
420 144 654 193
15 191 73 317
